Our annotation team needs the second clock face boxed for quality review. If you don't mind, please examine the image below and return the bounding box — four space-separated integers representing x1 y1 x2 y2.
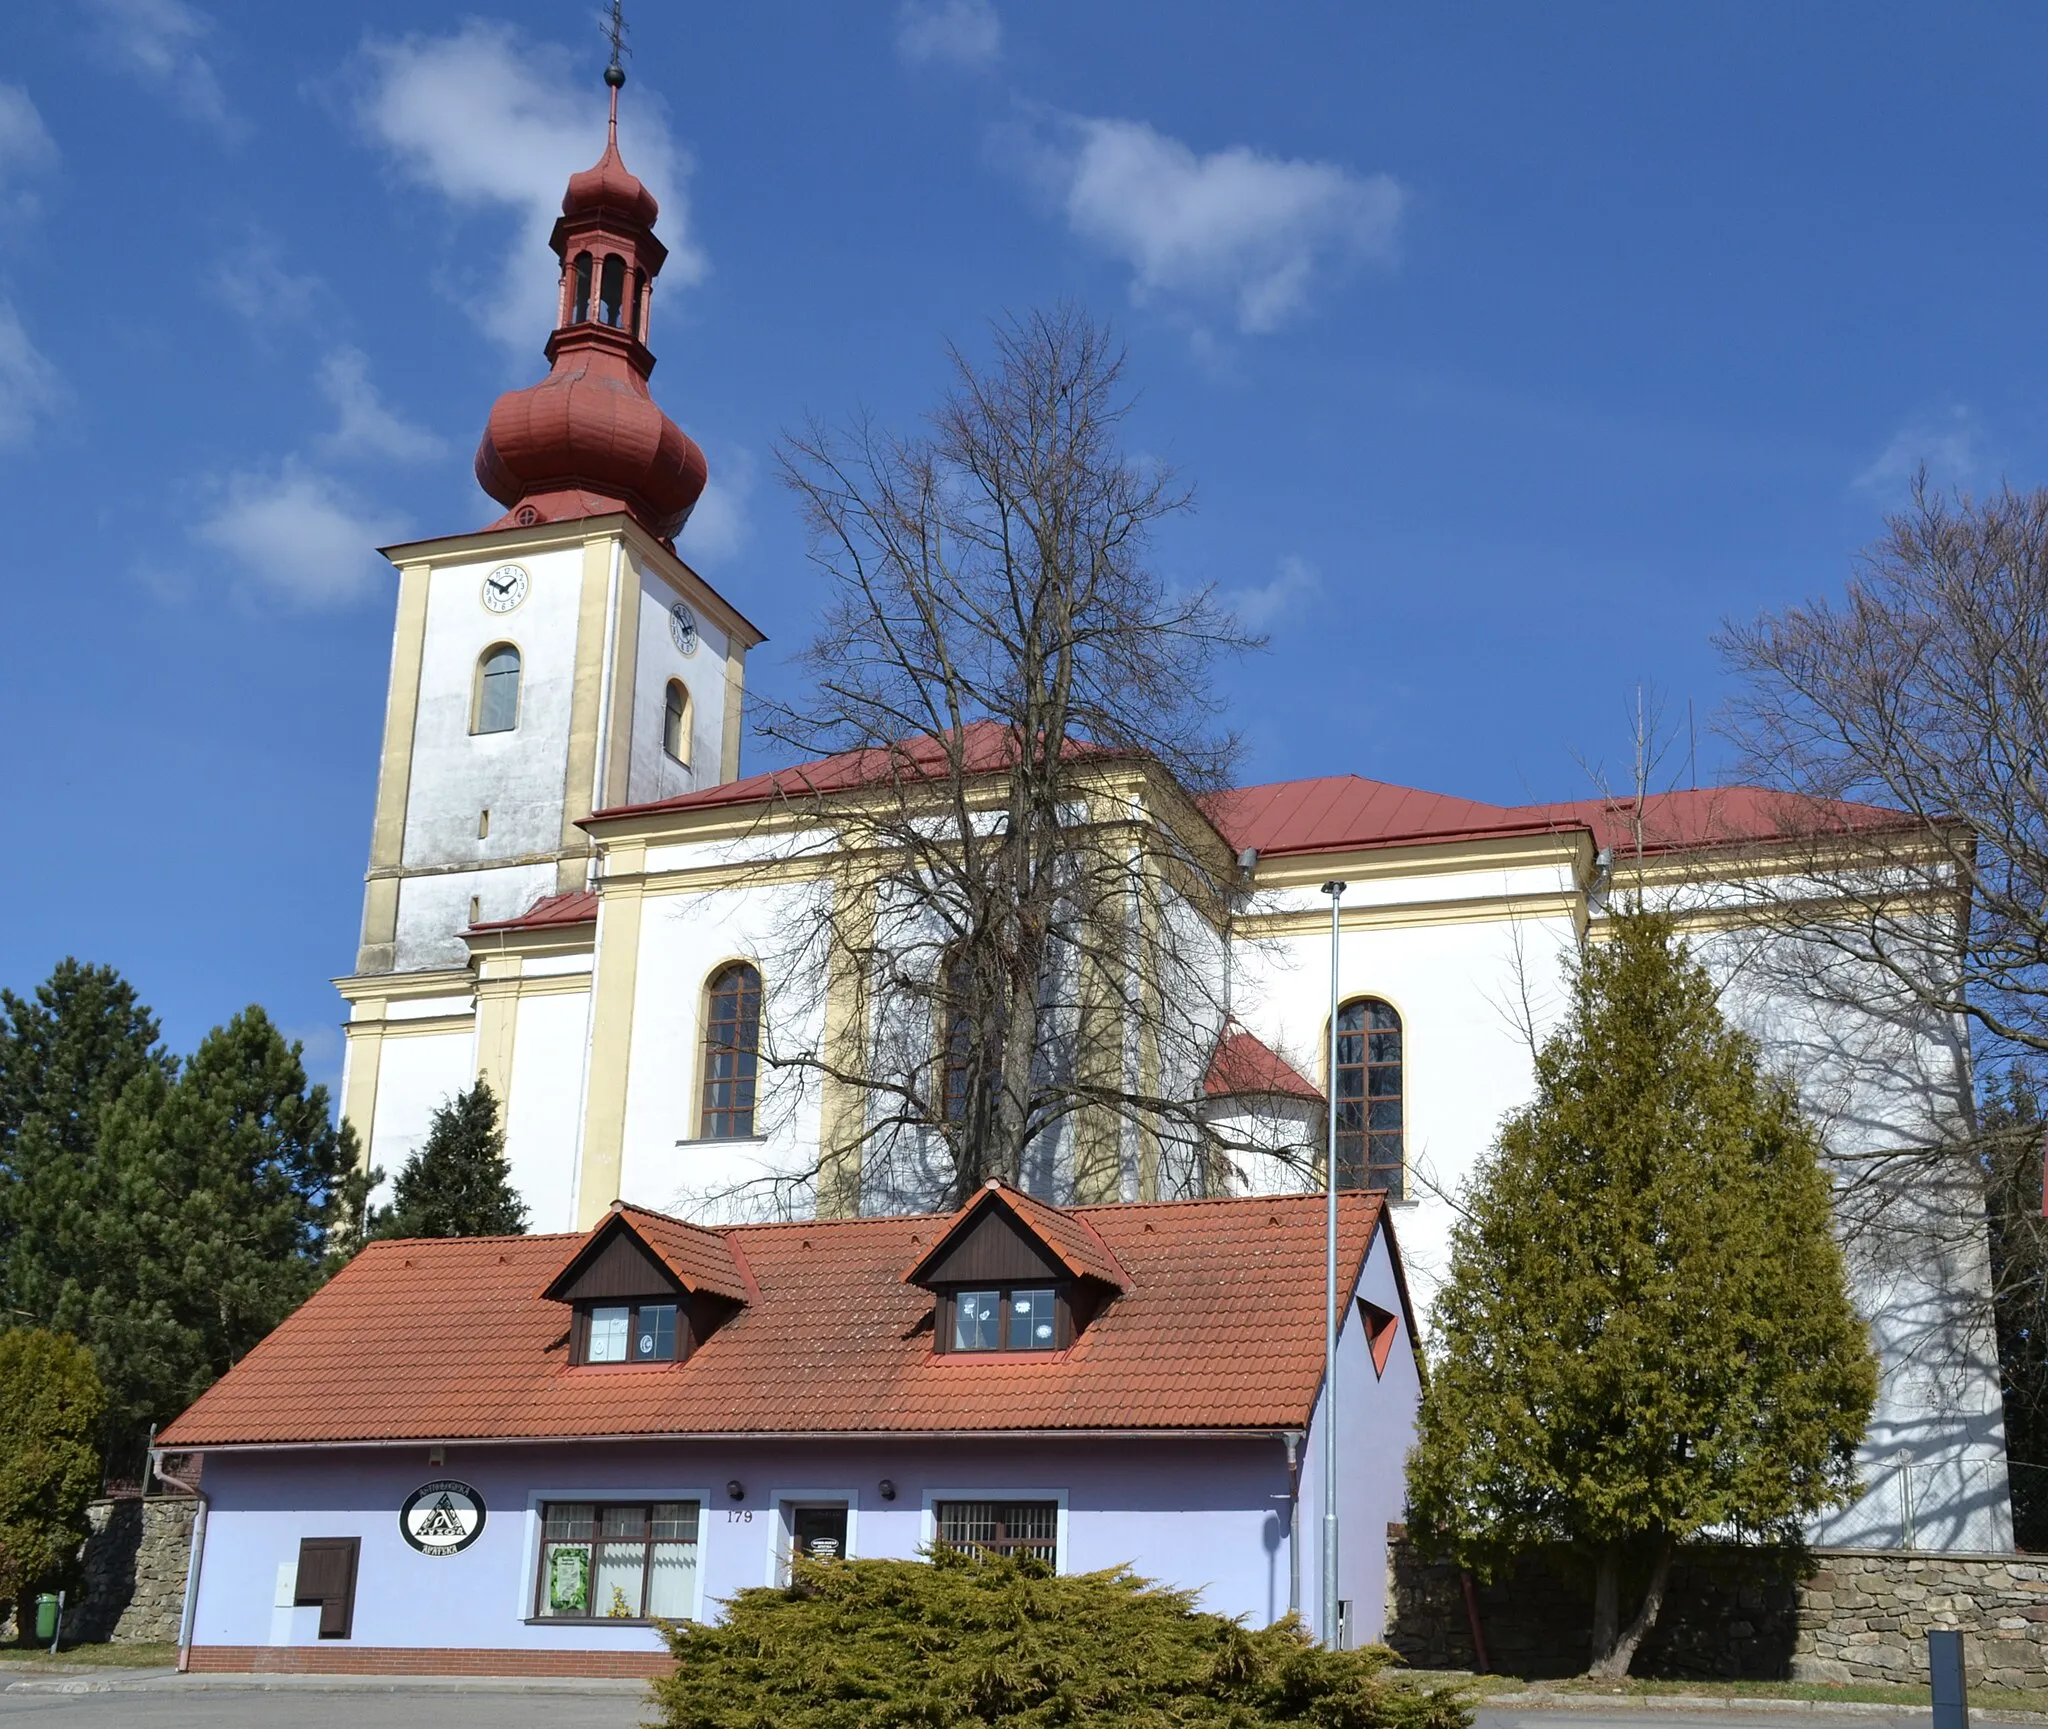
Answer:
481 564 529 613
670 602 699 656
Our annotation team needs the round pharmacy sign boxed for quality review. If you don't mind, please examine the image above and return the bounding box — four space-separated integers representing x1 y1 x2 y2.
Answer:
399 1479 486 1556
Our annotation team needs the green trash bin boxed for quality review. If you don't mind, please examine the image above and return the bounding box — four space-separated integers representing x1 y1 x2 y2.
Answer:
32 1593 58 1642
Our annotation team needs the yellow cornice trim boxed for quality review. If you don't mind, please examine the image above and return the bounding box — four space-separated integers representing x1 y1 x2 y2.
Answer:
476 971 592 1001
1251 830 1592 890
1246 889 1584 936
334 967 476 1006
362 1012 477 1039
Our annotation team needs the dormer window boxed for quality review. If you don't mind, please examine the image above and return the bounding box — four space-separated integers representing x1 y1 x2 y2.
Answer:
584 1301 679 1364
952 1286 1059 1353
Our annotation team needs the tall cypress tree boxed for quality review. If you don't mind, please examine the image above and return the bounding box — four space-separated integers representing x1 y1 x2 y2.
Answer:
374 1081 528 1240
1406 910 1876 1677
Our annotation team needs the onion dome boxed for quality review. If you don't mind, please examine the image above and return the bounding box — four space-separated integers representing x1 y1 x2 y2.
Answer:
474 75 706 545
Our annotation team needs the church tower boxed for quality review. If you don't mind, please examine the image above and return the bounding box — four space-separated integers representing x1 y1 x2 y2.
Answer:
337 62 763 1179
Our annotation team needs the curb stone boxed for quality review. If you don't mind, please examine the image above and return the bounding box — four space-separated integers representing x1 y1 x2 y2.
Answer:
3 1671 651 1695
1483 1689 2048 1723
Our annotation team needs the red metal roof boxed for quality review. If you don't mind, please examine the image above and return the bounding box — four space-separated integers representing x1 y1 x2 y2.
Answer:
1204 1026 1321 1102
158 1191 1387 1447
1510 786 1914 858
467 891 598 935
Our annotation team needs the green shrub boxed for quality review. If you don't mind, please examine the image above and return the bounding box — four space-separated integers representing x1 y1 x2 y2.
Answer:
651 1548 1472 1729
0 1327 106 1607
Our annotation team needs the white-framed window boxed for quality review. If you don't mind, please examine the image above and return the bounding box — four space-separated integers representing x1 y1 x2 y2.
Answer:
518 1486 710 1626
920 1488 1068 1573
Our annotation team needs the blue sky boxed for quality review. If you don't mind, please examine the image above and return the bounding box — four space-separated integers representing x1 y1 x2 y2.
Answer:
2 0 2041 1080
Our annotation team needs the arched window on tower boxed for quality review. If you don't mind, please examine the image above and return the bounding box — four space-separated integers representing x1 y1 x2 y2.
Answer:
599 254 626 327
473 644 522 735
662 678 691 764
629 269 646 339
700 962 763 1139
570 251 593 325
1332 996 1403 1198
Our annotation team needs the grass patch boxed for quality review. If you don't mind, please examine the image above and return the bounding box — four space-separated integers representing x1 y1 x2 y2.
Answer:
0 1641 177 1667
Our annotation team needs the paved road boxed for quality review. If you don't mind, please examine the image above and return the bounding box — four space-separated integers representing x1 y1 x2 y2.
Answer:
0 1684 654 1728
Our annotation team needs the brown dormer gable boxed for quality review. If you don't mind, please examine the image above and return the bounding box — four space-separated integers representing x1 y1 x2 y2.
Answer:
540 1203 751 1306
903 1179 1130 1293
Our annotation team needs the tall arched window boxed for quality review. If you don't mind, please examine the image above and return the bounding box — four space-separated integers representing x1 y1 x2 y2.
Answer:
1333 997 1403 1198
700 962 763 1139
474 644 521 735
570 251 593 324
662 678 691 763
599 254 626 327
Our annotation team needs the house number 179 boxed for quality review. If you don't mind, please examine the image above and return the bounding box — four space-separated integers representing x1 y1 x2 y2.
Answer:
726 1508 752 1522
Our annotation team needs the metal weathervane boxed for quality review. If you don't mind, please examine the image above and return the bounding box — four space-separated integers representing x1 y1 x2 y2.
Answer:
604 0 630 85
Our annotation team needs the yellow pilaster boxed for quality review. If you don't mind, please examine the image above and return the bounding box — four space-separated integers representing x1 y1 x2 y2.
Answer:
575 841 647 1228
357 561 431 972
558 532 618 891
339 1011 386 1176
474 955 523 1102
720 649 746 783
816 870 875 1218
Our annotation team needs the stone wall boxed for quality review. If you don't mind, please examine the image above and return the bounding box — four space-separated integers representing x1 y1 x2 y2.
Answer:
1386 1529 2048 1689
68 1495 197 1644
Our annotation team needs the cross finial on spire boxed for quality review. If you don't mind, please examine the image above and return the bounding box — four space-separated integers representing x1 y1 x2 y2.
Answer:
602 0 628 136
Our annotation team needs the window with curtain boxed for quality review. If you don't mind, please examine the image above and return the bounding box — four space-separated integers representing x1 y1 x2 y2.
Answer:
663 678 690 762
700 962 763 1138
1333 997 1403 1198
474 644 521 735
534 1501 699 1620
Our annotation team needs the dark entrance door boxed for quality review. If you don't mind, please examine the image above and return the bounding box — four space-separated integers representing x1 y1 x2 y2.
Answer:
791 1503 849 1560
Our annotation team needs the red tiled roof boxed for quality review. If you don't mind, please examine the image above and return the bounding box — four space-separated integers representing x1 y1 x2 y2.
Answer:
588 720 1124 825
158 1192 1386 1447
904 1181 1129 1292
1204 1026 1320 1102
468 891 597 934
538 1204 752 1305
1205 774 1912 862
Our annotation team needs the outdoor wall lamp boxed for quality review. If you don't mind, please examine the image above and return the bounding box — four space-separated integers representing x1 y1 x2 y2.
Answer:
878 1479 897 1501
726 1479 745 1502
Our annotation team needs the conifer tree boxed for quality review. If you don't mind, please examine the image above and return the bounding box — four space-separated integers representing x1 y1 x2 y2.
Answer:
373 1081 528 1240
0 1328 106 1608
1406 910 1876 1677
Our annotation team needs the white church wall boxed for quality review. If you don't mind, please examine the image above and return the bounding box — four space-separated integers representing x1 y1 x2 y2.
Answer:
393 863 560 972
615 880 831 1221
503 986 593 1234
1227 905 1580 1302
623 554 734 808
364 1026 475 1207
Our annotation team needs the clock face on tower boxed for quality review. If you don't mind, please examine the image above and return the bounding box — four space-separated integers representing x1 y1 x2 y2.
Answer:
669 602 699 656
481 564 529 613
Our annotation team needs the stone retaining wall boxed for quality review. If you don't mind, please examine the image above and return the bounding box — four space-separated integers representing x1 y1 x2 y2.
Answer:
69 1495 198 1644
1386 1529 2048 1689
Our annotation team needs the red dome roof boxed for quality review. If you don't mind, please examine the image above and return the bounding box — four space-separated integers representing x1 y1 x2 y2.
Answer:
563 137 658 231
471 91 703 544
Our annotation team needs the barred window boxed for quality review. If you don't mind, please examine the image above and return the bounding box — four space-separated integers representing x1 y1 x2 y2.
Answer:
1333 997 1403 1198
535 1500 699 1621
700 962 763 1138
934 1500 1058 1567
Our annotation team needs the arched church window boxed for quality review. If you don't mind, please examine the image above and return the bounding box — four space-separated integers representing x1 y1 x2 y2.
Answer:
600 254 626 327
700 962 763 1139
474 644 521 735
662 679 691 763
1333 997 1403 1198
570 251 593 325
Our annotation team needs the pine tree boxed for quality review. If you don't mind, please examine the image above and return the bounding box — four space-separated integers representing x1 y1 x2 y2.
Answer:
1405 910 1876 1677
40 1008 368 1470
373 1082 528 1240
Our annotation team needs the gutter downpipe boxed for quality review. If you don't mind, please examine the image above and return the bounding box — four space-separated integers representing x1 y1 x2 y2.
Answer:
1320 879 1347 1649
1284 1430 1303 1622
152 1450 207 1674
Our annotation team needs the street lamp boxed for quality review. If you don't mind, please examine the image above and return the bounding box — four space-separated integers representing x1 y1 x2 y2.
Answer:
1320 877 1347 1648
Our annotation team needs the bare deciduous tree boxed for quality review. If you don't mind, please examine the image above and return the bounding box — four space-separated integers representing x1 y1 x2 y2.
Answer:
717 306 1302 1215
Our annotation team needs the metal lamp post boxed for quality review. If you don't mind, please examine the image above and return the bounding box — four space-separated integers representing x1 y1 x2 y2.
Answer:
1320 878 1347 1648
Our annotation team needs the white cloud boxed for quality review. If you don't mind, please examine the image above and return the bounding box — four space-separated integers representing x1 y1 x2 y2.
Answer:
352 21 704 354
896 0 1001 68
209 231 323 327
680 447 755 566
194 460 404 607
1225 554 1320 631
85 0 234 133
0 298 65 449
1854 406 1979 500
314 346 445 462
1012 112 1403 334
0 85 57 224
